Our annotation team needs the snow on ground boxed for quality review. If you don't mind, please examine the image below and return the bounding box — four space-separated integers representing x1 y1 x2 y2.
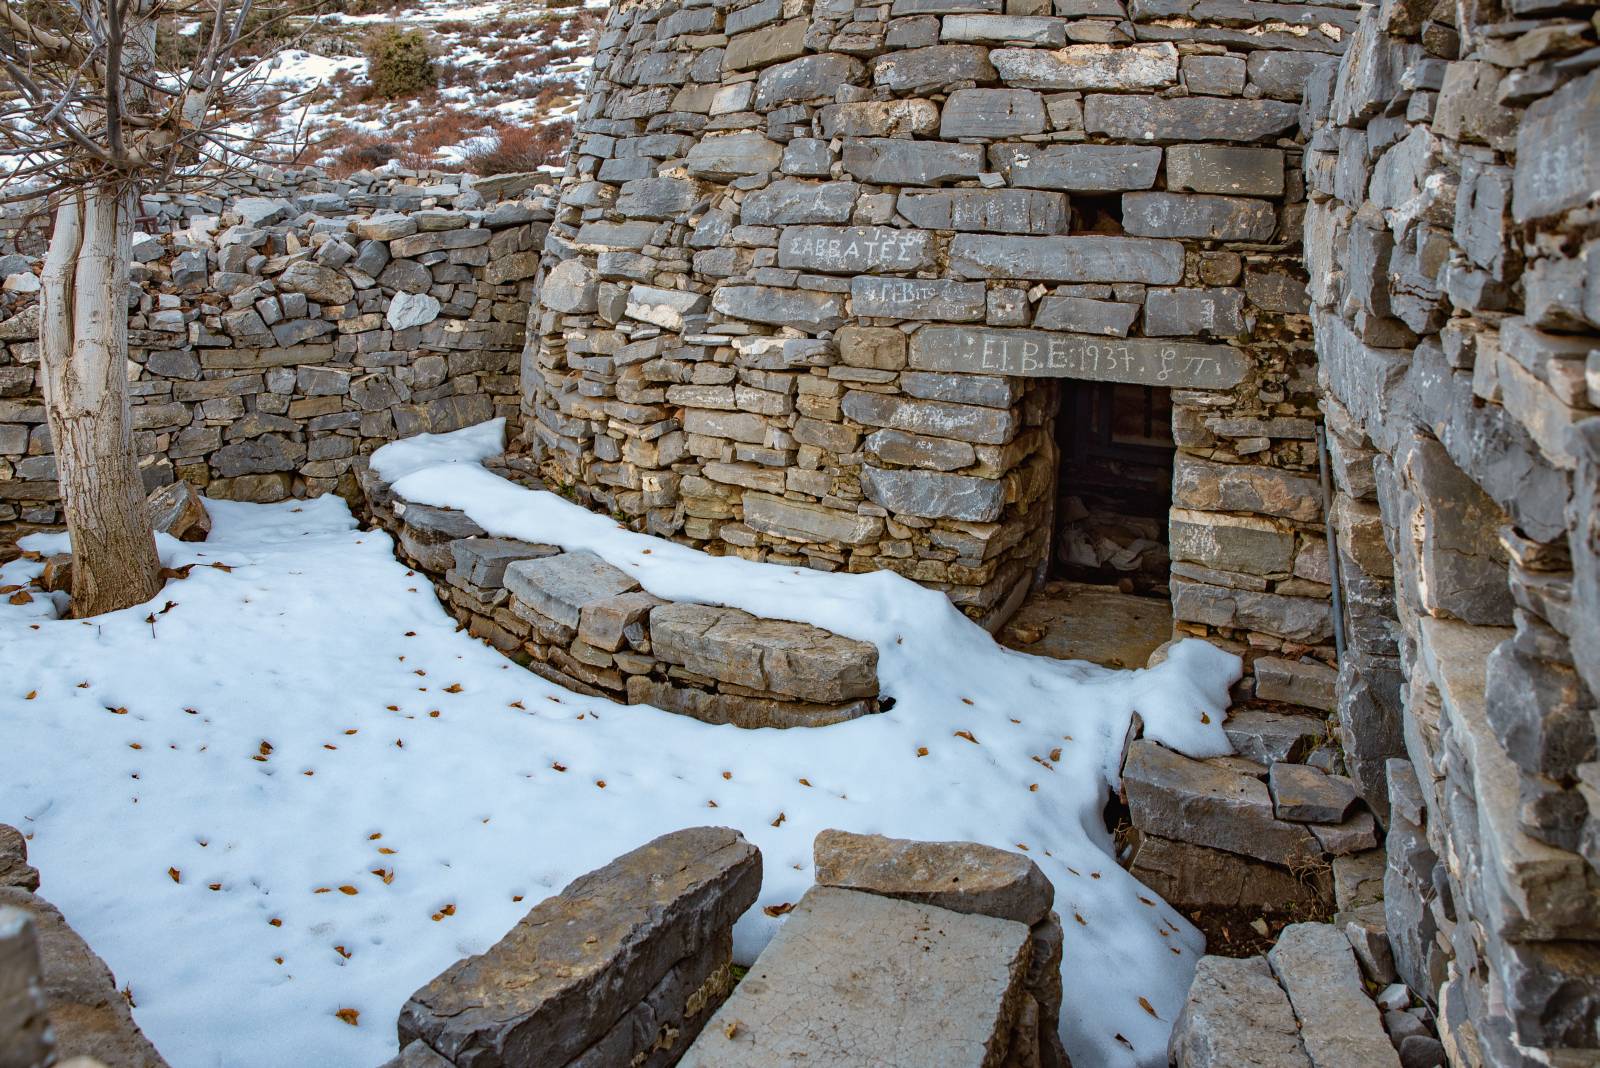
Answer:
0 422 1242 1068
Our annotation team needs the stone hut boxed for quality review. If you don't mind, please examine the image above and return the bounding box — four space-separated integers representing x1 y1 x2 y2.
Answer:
522 0 1349 706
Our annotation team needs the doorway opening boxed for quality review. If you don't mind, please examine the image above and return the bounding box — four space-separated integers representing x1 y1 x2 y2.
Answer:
1053 380 1176 596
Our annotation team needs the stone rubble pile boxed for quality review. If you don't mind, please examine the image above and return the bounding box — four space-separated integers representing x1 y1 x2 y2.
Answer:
0 165 552 533
0 824 167 1068
1303 0 1600 1059
1119 715 1383 924
359 455 882 728
523 0 1345 703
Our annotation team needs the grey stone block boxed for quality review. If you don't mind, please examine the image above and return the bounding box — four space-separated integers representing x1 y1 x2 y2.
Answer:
450 537 562 590
872 44 997 91
1143 287 1247 336
1032 294 1140 336
990 143 1162 192
754 53 868 108
1166 145 1286 196
1169 955 1313 1068
681 886 1030 1068
1268 923 1402 1068
711 286 847 332
897 188 1067 234
842 138 985 185
1123 193 1277 241
950 234 1183 283
1223 708 1327 764
813 829 1053 924
991 42 1178 90
1084 94 1301 142
939 89 1048 138
777 226 933 274
1130 834 1331 911
741 180 860 226
398 828 761 1068
851 276 987 321
504 550 640 630
861 465 1006 521
649 601 878 702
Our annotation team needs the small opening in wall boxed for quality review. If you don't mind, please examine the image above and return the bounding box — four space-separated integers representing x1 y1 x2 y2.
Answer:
1070 193 1124 235
1052 381 1175 597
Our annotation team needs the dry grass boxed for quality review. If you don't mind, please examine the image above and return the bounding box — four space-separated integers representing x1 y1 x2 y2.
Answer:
462 121 572 175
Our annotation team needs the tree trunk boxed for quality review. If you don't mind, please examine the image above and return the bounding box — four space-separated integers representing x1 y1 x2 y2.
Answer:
38 188 162 617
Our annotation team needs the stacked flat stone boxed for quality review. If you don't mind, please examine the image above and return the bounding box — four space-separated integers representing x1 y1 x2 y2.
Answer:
360 457 883 728
0 165 552 533
1303 1 1600 1062
522 0 1348 696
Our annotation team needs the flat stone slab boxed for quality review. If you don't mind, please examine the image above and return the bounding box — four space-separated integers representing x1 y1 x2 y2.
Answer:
626 676 875 729
504 550 641 630
1223 709 1327 764
1128 833 1330 911
680 886 1030 1068
1268 923 1402 1068
1269 763 1359 824
399 827 761 1067
449 537 562 590
1000 584 1173 669
813 829 1053 924
1169 954 1312 1068
649 602 879 703
1123 740 1320 866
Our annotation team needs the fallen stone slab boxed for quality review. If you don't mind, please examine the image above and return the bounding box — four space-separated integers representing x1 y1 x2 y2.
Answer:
1269 763 1358 823
1268 922 1402 1068
1127 833 1330 911
680 886 1031 1068
1308 809 1379 856
1169 954 1312 1068
1122 740 1320 866
398 827 761 1068
146 481 210 542
395 502 488 573
1223 708 1327 764
649 602 878 703
813 829 1053 925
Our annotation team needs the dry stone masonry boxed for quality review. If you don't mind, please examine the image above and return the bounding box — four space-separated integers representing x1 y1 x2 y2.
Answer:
522 0 1349 699
0 166 549 535
1303 0 1600 1062
359 454 884 727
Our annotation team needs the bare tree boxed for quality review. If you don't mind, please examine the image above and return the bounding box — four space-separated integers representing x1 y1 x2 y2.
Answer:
0 0 304 615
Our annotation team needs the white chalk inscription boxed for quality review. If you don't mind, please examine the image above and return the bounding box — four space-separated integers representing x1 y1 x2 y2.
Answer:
909 326 1247 388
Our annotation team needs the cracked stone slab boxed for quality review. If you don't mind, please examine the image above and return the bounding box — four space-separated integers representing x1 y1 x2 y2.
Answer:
1169 954 1312 1068
1268 922 1401 1068
680 886 1030 1068
504 550 641 630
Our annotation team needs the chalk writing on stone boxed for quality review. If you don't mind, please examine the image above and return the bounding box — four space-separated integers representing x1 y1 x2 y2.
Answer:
778 226 934 273
909 326 1248 388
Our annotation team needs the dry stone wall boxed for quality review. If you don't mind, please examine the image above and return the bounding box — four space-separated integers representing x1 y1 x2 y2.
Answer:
522 0 1348 696
1304 0 1600 1061
0 167 550 536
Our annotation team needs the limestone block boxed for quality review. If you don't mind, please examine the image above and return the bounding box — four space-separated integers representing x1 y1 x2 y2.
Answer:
813 829 1053 924
850 277 988 321
711 286 847 332
1172 578 1334 644
1513 68 1600 223
819 100 940 139
842 138 985 185
1253 657 1338 712
398 827 761 1067
991 42 1178 90
989 143 1162 192
1143 287 1246 337
1123 193 1276 241
898 188 1067 235
941 14 1067 45
626 677 876 729
1166 146 1285 197
755 53 868 108
1223 708 1327 764
1268 923 1401 1068
0 826 39 892
685 133 784 180
1122 740 1320 865
777 226 933 274
723 17 807 71
276 260 353 305
649 602 878 702
680 886 1030 1068
861 465 1006 521
615 177 702 221
146 480 210 542
1171 455 1322 523
1084 95 1300 143
0 906 50 1068
450 538 560 590
504 550 640 631
741 180 860 226
1269 763 1358 823
949 234 1183 284
1032 294 1139 336
742 492 886 545
865 428 977 471
940 89 1049 138
873 44 997 91
1128 834 1331 911
1170 509 1294 576
842 390 1018 445
1169 955 1313 1068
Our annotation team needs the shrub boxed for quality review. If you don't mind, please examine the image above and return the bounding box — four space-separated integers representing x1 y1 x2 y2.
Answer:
364 27 435 99
463 122 572 176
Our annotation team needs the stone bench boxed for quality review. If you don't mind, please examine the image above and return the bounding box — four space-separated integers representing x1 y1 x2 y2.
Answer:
362 468 883 728
394 827 760 1068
